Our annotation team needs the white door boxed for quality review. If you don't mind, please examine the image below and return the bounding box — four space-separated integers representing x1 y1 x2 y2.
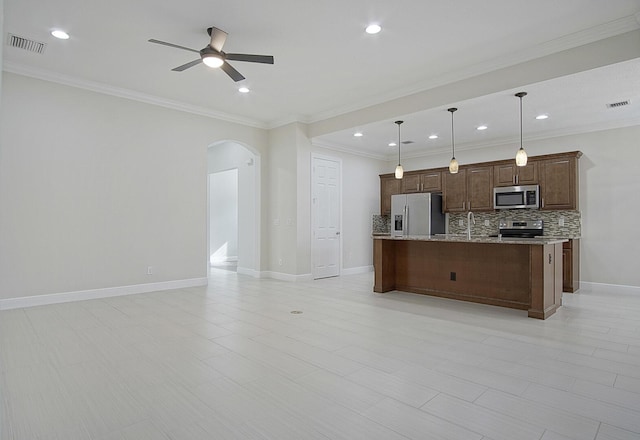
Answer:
312 155 341 279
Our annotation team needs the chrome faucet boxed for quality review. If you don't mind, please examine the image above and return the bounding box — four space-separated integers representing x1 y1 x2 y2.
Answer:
467 211 475 240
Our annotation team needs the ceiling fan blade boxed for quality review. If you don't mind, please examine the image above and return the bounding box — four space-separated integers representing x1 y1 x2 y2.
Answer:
148 39 200 54
172 59 202 72
224 53 274 64
207 26 228 52
220 62 245 82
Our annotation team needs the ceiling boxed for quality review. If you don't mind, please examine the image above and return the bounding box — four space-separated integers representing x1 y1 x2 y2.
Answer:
4 0 640 159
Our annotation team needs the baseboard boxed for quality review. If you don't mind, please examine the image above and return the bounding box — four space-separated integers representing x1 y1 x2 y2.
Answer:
342 265 374 276
260 271 313 282
580 281 640 295
237 267 260 278
0 277 209 310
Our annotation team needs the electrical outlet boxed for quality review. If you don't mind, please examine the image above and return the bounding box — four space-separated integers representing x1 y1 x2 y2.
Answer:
484 219 490 226
147 266 153 275
278 258 283 266
559 216 565 227
458 219 464 227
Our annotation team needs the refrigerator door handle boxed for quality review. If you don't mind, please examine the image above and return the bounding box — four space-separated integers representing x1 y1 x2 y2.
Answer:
404 205 408 235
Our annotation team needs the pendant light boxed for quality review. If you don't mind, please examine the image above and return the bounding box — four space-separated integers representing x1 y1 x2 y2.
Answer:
394 120 404 179
515 92 528 166
448 108 459 174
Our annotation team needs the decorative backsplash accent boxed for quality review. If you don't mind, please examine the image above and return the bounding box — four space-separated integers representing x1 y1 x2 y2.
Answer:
372 214 391 234
372 211 581 237
448 210 581 238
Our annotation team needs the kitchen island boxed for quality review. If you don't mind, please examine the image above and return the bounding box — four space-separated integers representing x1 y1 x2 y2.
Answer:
373 235 566 319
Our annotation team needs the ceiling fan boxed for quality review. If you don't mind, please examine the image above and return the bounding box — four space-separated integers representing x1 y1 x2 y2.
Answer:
149 26 274 82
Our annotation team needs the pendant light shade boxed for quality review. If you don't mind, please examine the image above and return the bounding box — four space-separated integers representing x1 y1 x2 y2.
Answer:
515 92 528 167
448 108 459 174
394 120 404 179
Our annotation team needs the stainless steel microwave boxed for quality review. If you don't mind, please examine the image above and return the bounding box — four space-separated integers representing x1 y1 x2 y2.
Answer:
494 185 540 209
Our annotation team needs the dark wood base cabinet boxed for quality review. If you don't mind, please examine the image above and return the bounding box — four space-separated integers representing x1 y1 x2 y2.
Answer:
563 239 580 292
373 239 563 319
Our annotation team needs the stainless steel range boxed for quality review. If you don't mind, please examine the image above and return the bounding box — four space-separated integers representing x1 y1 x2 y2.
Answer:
498 219 544 238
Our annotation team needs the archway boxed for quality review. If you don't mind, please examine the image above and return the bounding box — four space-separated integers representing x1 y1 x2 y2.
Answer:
207 140 261 276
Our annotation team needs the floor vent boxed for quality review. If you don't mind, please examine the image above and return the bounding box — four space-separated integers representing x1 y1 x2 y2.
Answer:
606 100 630 109
7 34 46 54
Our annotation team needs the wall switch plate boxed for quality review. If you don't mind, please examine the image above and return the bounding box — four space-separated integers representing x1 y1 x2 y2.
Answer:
458 219 464 226
147 266 153 275
273 218 280 226
559 216 565 227
484 220 490 226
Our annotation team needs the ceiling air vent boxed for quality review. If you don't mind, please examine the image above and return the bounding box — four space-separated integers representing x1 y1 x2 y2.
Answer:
401 140 414 145
7 33 46 54
606 100 630 109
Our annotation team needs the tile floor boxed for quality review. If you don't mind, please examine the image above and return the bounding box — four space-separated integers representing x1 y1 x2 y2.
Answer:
1 270 640 439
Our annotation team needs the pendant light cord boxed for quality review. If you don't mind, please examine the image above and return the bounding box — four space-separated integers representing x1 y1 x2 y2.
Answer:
515 92 527 150
447 108 457 157
451 111 455 157
395 120 403 165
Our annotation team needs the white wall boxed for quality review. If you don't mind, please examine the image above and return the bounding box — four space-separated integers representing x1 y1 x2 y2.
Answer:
0 73 268 299
399 124 640 288
266 123 299 275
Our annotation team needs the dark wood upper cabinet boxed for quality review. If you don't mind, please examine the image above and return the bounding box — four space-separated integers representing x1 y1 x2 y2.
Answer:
494 161 539 186
443 169 467 213
380 151 580 215
402 170 442 193
442 166 493 212
467 166 494 211
380 174 402 215
540 154 580 210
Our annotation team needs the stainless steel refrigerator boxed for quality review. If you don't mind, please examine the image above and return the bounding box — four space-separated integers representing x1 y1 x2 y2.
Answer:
391 193 445 237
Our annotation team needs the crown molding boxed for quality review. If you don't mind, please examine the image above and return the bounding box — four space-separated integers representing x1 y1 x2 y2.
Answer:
311 139 388 161
3 62 269 130
308 15 640 124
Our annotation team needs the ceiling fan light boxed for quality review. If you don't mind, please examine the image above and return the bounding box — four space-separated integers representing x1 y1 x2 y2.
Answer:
202 54 224 68
395 165 404 179
449 157 459 174
516 147 528 167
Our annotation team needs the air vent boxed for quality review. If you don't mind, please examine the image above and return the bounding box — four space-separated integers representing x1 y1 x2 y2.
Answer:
606 100 630 109
401 140 414 145
7 34 46 54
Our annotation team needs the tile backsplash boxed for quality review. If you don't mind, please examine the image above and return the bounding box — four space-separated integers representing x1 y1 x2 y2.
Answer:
372 210 581 238
372 214 390 234
448 210 581 238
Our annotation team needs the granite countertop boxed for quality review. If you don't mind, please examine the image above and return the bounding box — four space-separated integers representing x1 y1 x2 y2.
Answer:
372 234 568 245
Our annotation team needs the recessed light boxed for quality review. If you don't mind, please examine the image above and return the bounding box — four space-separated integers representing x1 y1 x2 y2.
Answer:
388 142 397 147
51 30 70 40
365 24 381 34
535 114 549 120
428 135 438 139
476 125 488 131
353 132 363 137
238 87 250 93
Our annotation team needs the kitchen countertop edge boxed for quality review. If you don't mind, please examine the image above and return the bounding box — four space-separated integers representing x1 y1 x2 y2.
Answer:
372 234 568 245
